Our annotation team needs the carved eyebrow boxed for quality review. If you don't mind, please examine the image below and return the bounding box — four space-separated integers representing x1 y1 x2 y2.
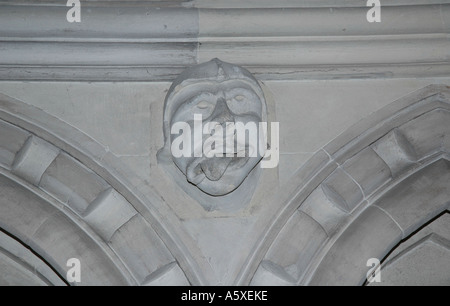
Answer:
181 92 214 107
225 88 260 100
172 92 217 117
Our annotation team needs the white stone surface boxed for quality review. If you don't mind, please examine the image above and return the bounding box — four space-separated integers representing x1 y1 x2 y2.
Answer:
375 160 450 238
0 1 450 286
182 217 258 285
40 153 110 214
0 229 65 286
343 147 392 196
263 211 328 282
399 109 450 158
0 253 48 286
31 212 129 286
309 206 403 286
322 168 363 213
370 213 450 286
1 80 450 287
0 78 449 186
109 215 175 284
300 186 349 236
250 261 296 286
0 173 131 285
385 212 450 262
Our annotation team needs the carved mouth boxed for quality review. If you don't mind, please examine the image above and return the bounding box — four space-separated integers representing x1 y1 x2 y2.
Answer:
186 149 250 185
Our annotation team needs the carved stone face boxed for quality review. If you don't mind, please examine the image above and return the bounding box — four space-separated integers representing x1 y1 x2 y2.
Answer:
159 59 267 196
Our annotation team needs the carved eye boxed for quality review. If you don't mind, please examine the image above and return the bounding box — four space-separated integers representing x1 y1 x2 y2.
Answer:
235 95 245 102
196 101 212 109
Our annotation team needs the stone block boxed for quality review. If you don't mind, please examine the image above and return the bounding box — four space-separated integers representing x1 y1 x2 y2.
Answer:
375 159 450 238
109 215 174 284
322 167 364 212
300 186 349 236
372 129 418 177
0 120 29 169
40 153 110 214
31 212 128 286
143 262 190 286
250 261 296 286
343 147 392 196
11 136 59 186
399 109 450 159
0 174 57 242
83 188 137 242
265 210 328 281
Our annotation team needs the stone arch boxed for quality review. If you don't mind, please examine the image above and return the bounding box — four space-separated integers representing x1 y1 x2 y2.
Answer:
247 84 450 286
0 93 208 286
0 226 67 286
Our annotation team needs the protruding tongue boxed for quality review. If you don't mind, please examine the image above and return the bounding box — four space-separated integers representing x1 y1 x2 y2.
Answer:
201 157 233 181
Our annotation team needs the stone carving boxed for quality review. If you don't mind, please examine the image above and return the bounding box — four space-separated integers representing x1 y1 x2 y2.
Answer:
158 59 268 210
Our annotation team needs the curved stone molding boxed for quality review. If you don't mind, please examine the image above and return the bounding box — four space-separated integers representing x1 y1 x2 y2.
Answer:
379 234 450 286
0 228 66 286
0 94 198 286
370 212 450 286
39 152 111 215
82 188 138 242
309 158 450 285
0 170 130 286
246 84 450 286
158 58 267 211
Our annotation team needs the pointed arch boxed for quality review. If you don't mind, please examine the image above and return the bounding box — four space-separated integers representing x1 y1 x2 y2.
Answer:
0 93 212 285
246 85 450 285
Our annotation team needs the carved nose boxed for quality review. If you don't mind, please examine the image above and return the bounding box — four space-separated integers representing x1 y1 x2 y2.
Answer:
210 98 234 126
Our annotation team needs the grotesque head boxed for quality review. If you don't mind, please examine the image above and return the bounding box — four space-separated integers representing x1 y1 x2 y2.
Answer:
158 59 267 197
